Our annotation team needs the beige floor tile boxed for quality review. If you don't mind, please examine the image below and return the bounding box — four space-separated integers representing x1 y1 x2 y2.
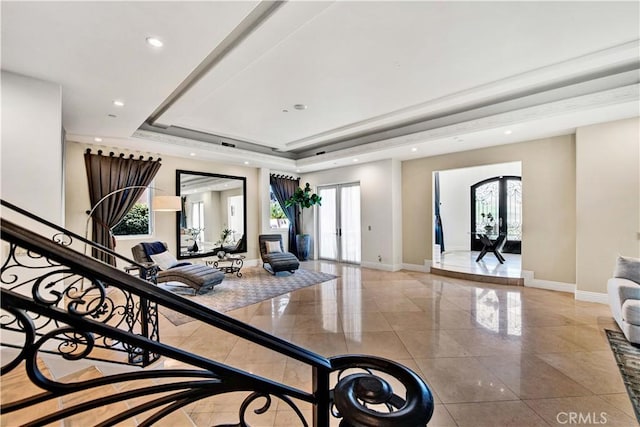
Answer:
343 331 412 359
293 313 343 334
248 314 298 333
415 357 518 403
289 332 348 357
535 324 612 351
427 404 458 426
397 329 473 358
477 353 592 399
372 296 423 312
446 401 548 427
599 393 637 419
339 311 393 332
536 351 625 394
225 339 290 364
524 395 638 426
445 328 523 356
518 327 590 354
410 296 468 312
382 311 439 331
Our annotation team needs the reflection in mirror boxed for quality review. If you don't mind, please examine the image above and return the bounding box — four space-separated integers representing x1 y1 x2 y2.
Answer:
176 170 247 259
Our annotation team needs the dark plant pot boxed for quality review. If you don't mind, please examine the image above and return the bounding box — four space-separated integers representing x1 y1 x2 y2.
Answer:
296 234 311 261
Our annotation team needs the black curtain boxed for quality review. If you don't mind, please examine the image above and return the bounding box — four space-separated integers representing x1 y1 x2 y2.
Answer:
84 149 162 265
434 171 445 253
269 174 300 256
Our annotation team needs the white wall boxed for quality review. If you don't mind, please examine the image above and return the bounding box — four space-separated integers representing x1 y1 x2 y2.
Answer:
1 71 63 224
302 159 402 270
438 162 521 251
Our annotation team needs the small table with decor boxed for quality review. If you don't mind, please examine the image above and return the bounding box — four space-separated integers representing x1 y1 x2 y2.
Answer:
206 254 245 278
472 231 507 264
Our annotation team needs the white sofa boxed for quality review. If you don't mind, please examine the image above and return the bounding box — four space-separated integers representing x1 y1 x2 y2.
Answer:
608 277 640 344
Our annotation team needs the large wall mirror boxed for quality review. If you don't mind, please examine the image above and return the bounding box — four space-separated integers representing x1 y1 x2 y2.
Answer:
176 170 247 259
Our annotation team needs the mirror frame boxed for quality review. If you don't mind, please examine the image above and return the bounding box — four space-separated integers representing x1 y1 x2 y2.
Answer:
175 169 247 259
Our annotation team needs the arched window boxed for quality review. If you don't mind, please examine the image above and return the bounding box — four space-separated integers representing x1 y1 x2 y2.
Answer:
471 176 522 253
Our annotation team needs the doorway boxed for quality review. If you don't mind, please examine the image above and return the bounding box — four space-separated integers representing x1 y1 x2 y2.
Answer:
317 183 361 263
470 176 522 253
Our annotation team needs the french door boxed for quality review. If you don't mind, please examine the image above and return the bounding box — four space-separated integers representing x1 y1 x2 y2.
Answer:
470 176 522 253
317 183 361 263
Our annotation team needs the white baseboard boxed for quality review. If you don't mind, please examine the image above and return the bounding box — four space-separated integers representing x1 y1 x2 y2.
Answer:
360 261 401 271
402 263 429 272
525 279 576 294
575 290 609 304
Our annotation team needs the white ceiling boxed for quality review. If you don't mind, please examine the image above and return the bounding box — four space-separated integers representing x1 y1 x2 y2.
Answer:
2 1 639 173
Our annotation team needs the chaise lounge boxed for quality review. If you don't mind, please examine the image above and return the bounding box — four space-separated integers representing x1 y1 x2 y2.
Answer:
258 234 300 275
131 242 224 294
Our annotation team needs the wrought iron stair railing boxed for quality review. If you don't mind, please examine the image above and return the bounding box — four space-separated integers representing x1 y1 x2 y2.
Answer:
1 200 434 426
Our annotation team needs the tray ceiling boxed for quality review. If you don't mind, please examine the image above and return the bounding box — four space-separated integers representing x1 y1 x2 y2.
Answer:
2 1 639 172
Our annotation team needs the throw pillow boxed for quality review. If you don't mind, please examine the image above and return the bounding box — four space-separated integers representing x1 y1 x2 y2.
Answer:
266 241 282 253
150 251 178 271
614 255 640 285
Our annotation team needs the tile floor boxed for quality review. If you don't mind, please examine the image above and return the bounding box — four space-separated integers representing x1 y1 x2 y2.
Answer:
161 261 636 426
4 261 636 426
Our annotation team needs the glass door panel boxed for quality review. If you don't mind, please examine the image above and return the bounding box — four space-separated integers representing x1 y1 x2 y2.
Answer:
470 176 522 253
340 184 361 264
318 183 361 263
318 187 337 260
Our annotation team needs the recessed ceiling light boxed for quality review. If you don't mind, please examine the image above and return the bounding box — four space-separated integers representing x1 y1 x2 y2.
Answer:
294 104 307 110
282 109 289 113
411 147 418 152
296 169 301 173
353 158 359 162
113 100 125 107
244 161 249 165
189 152 196 156
94 137 102 142
146 37 163 48
504 130 512 135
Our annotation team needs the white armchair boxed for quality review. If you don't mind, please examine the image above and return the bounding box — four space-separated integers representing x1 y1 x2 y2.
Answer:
608 277 640 344
608 256 640 343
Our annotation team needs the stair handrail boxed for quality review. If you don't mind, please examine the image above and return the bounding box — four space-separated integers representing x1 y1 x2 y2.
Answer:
1 205 434 426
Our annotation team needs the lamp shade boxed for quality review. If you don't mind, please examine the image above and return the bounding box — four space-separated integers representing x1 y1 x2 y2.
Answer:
152 196 181 212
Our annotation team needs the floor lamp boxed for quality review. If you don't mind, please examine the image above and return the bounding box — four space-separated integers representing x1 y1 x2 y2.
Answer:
84 186 181 257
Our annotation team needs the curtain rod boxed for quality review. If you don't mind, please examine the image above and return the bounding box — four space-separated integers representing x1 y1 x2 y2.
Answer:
85 148 161 163
270 173 298 180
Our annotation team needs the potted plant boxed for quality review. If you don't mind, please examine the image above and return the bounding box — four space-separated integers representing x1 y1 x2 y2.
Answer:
285 182 322 260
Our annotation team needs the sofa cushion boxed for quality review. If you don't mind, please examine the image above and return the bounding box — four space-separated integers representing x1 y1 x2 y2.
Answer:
150 251 178 270
266 241 282 253
622 299 640 325
614 255 640 285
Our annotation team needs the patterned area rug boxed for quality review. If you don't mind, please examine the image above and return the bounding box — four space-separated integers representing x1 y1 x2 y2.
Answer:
159 267 337 326
606 329 640 422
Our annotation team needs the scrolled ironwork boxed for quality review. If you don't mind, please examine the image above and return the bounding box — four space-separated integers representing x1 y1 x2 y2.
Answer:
0 306 36 375
52 231 74 246
1 200 434 426
330 355 434 427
